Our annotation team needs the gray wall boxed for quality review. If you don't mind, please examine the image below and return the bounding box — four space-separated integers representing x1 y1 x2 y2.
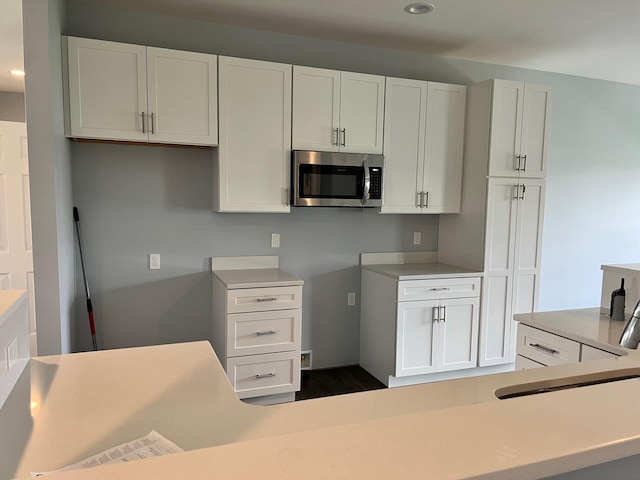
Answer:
0 92 25 122
62 2 640 366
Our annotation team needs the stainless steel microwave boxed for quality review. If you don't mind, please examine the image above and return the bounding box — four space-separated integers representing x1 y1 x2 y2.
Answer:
291 151 384 207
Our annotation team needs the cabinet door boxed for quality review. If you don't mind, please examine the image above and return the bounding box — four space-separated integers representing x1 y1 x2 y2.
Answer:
395 300 439 377
422 83 466 213
217 57 291 213
380 77 426 214
146 48 218 146
488 80 524 177
479 178 518 366
66 37 148 141
339 72 385 154
439 297 479 371
292 66 340 151
510 180 545 360
519 84 551 178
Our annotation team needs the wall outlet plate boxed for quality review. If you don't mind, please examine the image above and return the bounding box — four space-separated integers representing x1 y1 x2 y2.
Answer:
149 253 160 270
271 233 280 248
413 232 422 245
347 292 356 306
6 337 18 371
301 350 312 370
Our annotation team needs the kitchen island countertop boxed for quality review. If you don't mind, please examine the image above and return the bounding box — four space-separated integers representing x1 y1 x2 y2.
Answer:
5 307 640 479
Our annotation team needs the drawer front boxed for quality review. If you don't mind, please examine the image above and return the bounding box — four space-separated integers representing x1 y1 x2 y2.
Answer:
516 324 580 366
227 309 301 357
227 351 300 399
515 354 545 370
227 286 302 313
397 277 481 302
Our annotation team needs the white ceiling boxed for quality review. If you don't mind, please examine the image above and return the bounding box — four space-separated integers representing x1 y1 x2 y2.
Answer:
3 0 640 93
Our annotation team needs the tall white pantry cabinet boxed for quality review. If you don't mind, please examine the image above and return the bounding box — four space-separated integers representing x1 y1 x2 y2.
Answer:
439 79 552 367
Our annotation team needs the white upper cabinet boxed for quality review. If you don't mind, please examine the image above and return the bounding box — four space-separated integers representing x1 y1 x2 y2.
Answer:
215 56 292 213
292 66 384 154
382 78 466 214
488 80 551 178
64 37 218 146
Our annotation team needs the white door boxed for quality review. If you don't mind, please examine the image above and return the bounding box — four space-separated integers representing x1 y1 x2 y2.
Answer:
422 82 466 213
488 80 523 177
0 122 35 354
439 297 479 371
292 66 340 151
146 47 218 146
339 72 385 154
217 56 292 213
380 77 426 214
66 37 148 142
479 178 518 366
395 300 439 377
519 84 551 178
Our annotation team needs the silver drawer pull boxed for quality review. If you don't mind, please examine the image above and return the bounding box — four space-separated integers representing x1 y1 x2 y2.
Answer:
256 330 277 336
256 297 278 302
255 372 276 379
529 343 559 355
429 287 450 291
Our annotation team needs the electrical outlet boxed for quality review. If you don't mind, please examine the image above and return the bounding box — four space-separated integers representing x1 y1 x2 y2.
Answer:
149 253 161 270
6 337 17 371
413 231 422 245
347 292 356 306
271 233 280 248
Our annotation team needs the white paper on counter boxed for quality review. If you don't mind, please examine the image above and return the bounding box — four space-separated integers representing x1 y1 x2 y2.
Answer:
30 430 183 476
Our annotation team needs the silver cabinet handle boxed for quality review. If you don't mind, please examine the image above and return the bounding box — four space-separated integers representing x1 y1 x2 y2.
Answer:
150 112 155 134
340 128 346 146
519 184 526 200
529 343 559 355
256 297 278 302
284 188 289 206
423 191 429 208
416 191 422 208
521 154 527 172
256 330 277 336
429 287 450 292
333 128 340 146
141 112 146 134
255 372 276 379
440 305 446 322
433 306 440 322
515 154 521 171
513 184 520 199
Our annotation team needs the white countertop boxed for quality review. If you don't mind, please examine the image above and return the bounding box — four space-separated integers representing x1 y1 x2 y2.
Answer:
515 307 629 355
212 268 304 289
362 262 482 280
6 307 640 479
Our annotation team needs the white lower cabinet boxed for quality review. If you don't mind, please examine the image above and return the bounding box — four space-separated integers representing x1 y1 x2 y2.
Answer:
212 274 302 404
360 270 480 386
515 323 620 369
396 296 479 377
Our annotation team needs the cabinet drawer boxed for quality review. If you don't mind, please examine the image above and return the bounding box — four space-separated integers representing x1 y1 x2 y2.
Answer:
226 351 301 399
515 354 545 370
397 277 481 302
227 286 302 313
227 309 301 357
516 324 580 366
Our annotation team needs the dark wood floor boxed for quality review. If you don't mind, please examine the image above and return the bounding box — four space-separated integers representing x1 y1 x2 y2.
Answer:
295 365 385 401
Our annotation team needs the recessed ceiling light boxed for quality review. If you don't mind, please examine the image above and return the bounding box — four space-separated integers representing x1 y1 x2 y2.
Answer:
9 70 25 76
404 2 435 14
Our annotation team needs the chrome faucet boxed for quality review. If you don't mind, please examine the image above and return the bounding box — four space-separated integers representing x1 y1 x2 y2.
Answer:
619 299 640 349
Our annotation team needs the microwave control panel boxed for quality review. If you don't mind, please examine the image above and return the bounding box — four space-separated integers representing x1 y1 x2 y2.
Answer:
369 167 382 200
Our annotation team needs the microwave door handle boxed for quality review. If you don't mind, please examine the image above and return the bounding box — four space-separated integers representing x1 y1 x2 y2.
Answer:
362 159 370 207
